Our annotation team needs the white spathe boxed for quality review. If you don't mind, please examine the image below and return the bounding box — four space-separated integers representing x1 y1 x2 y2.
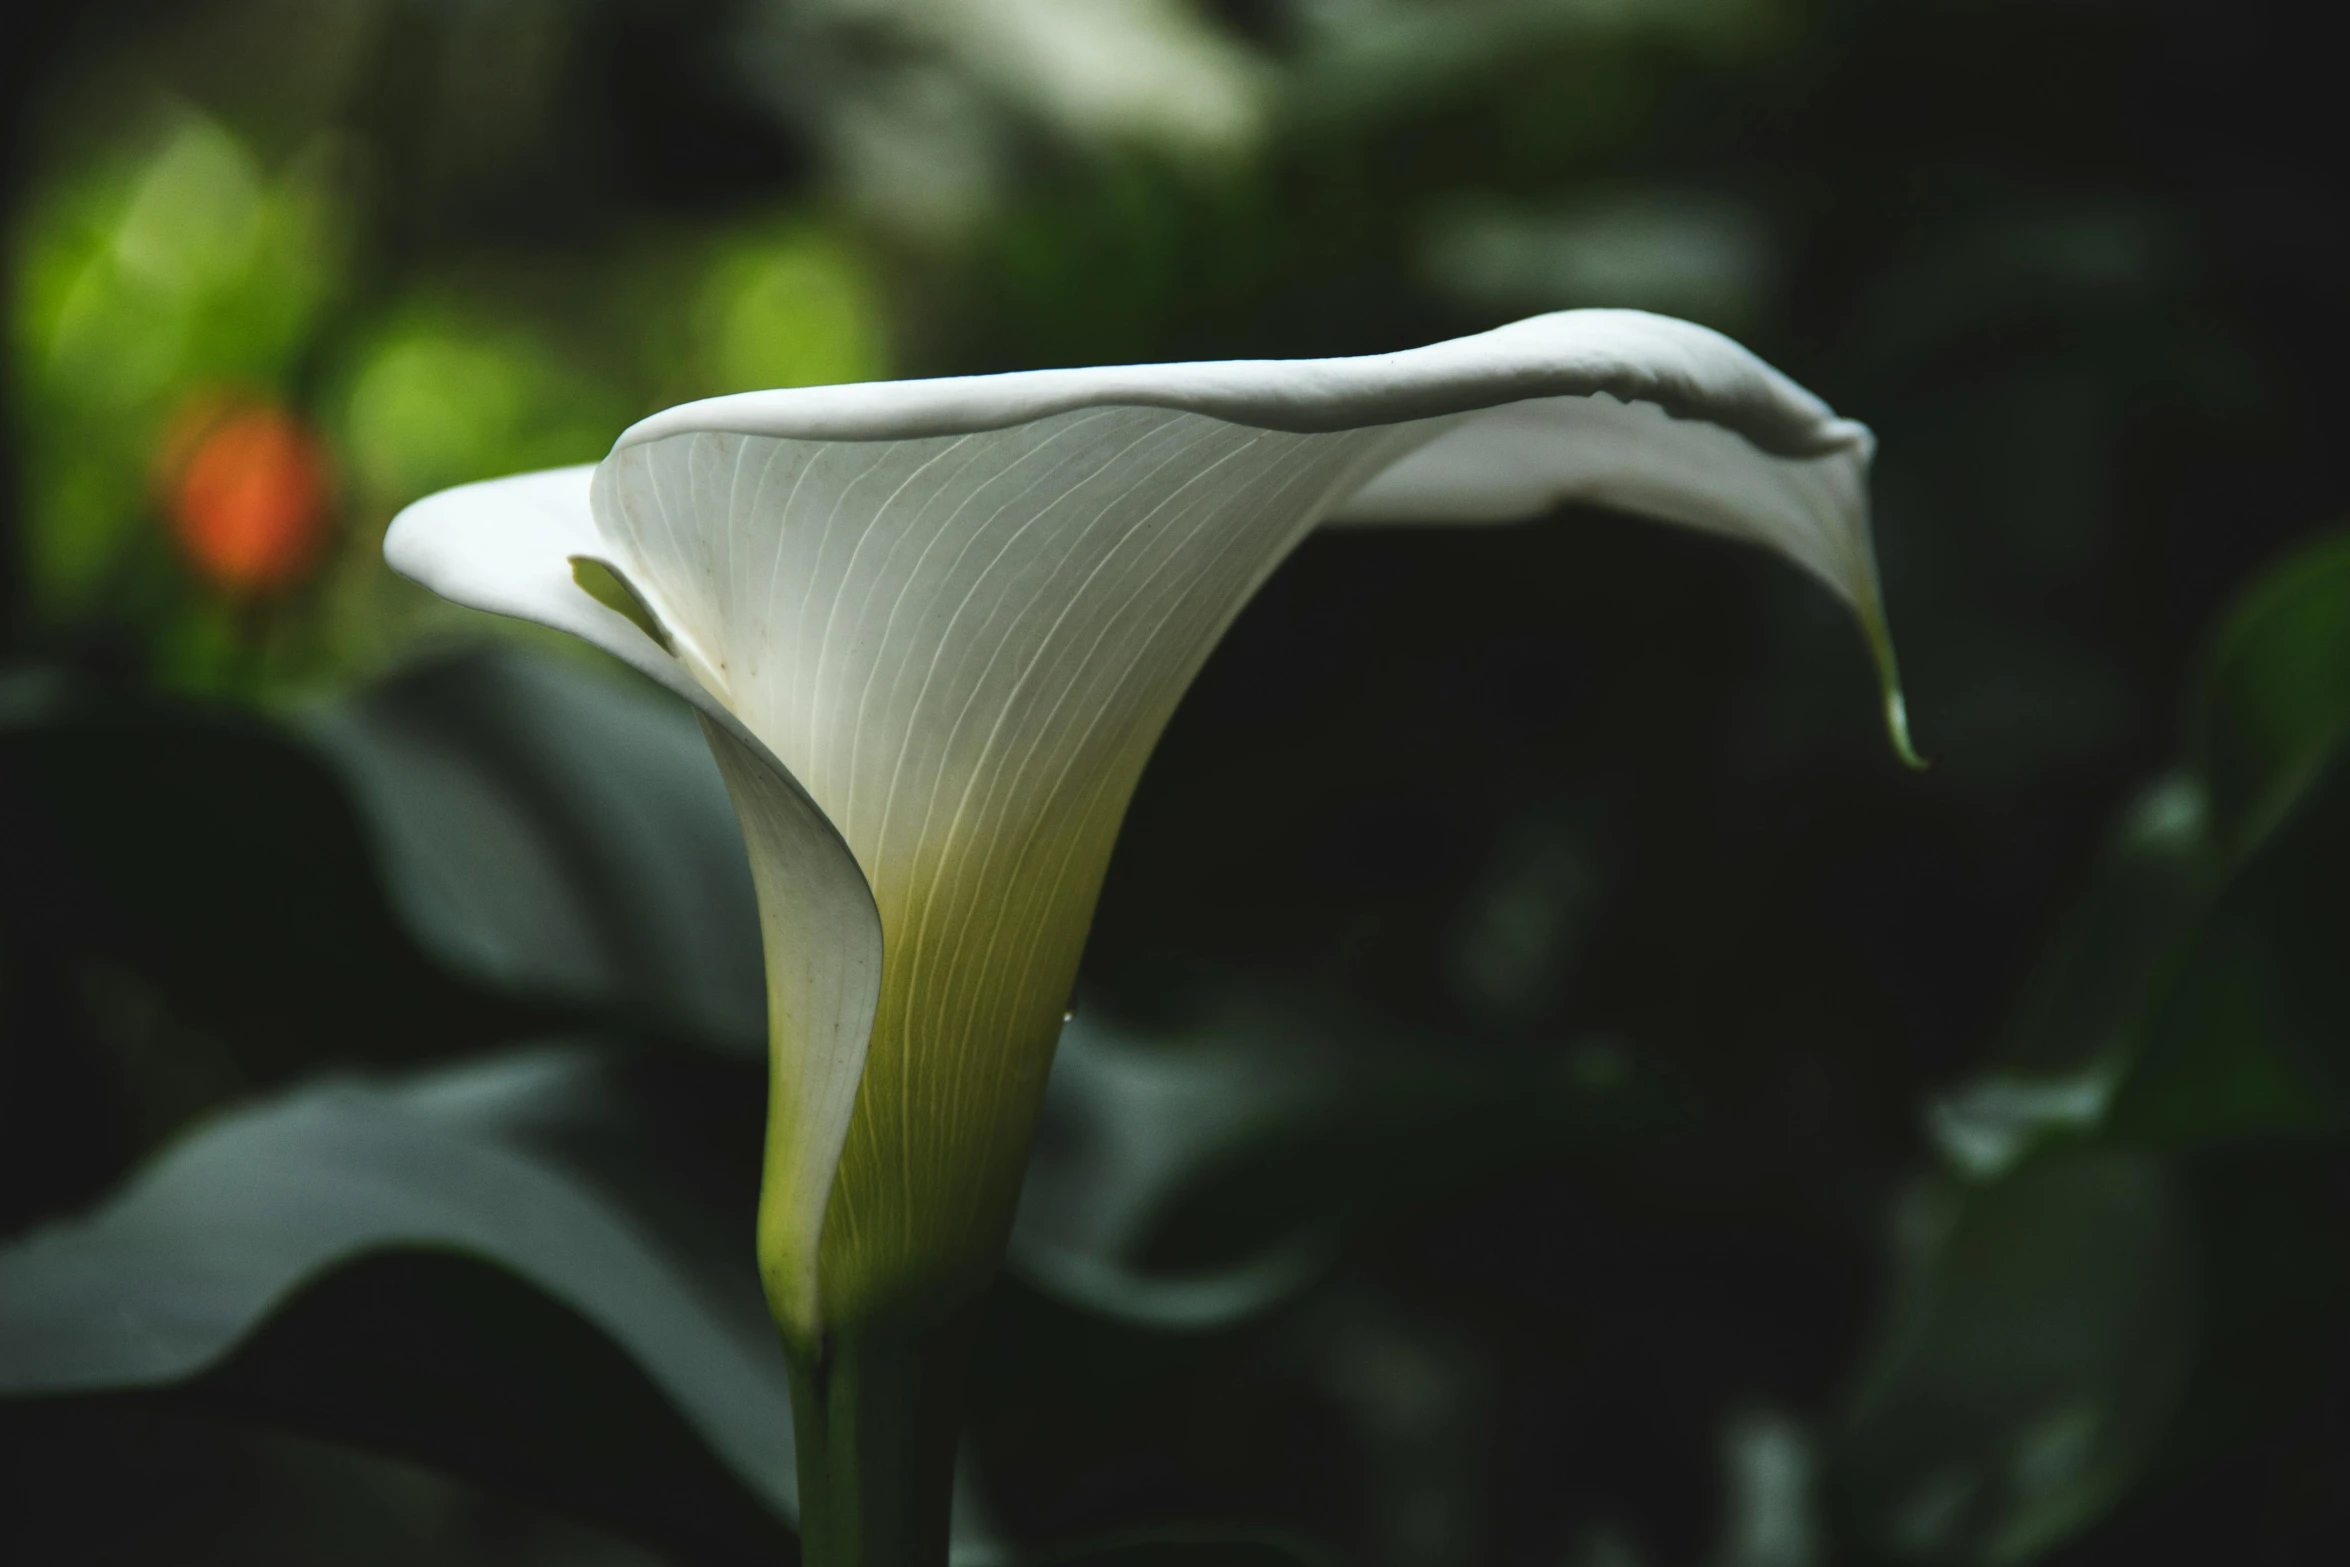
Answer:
387 308 1907 1342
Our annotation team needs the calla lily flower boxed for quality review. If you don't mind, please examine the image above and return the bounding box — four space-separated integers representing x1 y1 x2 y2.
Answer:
387 308 1910 1558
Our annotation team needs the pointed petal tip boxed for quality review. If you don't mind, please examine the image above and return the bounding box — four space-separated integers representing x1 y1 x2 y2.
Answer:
1885 687 1930 771
1862 605 1929 771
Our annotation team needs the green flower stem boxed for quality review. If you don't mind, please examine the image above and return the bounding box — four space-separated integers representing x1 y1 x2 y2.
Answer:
785 1296 987 1567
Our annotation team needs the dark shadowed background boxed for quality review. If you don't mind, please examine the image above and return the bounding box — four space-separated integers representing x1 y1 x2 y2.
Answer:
5 3 2350 1565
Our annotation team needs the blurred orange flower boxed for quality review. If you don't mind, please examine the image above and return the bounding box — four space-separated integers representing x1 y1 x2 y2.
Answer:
160 396 334 596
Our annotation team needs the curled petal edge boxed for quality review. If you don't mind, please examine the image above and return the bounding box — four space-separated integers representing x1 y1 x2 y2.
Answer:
612 310 1917 766
386 467 883 1339
1329 388 1921 767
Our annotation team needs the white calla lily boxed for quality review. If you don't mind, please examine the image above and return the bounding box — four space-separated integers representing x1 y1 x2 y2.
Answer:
387 309 1909 1361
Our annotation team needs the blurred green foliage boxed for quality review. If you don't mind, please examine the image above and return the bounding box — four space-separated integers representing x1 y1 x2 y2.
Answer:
14 114 348 670
8 37 898 698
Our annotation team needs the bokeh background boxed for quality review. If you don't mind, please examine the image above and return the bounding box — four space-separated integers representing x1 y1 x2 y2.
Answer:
5 2 2350 1565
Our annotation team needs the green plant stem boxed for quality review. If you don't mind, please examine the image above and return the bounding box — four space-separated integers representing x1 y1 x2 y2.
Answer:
784 1297 985 1567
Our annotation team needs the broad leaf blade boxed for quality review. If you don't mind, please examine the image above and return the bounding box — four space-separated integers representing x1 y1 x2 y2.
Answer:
1009 1005 1341 1330
1828 1148 2192 1565
1012 1000 1684 1329
0 1048 797 1564
1925 776 2214 1180
0 674 538 1068
2101 527 2350 1149
307 646 768 1053
2191 528 2350 852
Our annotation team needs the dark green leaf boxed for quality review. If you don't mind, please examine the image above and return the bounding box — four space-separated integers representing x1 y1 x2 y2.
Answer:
0 1047 796 1565
1010 1004 1343 1330
0 669 541 1072
2108 741 2350 1149
1927 529 2350 1174
1925 776 2213 1179
1827 1147 2192 1565
1013 999 1683 1330
306 647 765 1054
0 1401 673 1566
2191 528 2350 853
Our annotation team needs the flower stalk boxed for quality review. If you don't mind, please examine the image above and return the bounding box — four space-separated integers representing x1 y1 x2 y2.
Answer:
784 1298 989 1567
